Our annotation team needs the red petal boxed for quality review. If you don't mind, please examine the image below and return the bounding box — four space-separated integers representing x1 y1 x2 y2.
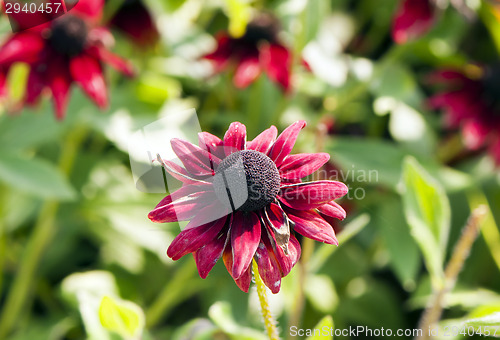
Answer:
262 228 300 277
230 211 261 279
198 132 225 159
317 201 346 220
223 240 252 292
279 153 330 179
279 180 348 210
166 215 227 260
269 120 306 167
86 45 135 77
462 119 490 150
0 33 45 66
261 43 291 91
194 230 228 279
157 156 204 184
46 56 71 120
0 68 6 97
204 33 234 71
287 209 338 245
73 0 104 22
171 138 220 176
25 65 45 106
234 55 261 88
264 203 290 255
247 125 278 154
148 187 214 223
69 53 107 109
392 0 434 44
255 240 282 294
223 122 247 156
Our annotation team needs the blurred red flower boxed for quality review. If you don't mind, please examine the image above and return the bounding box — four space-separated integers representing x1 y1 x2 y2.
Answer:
429 66 500 165
0 0 134 119
392 0 435 44
204 14 292 91
109 0 159 47
149 121 348 293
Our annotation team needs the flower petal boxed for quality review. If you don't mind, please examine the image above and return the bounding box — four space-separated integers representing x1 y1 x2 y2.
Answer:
263 203 290 255
392 0 434 44
25 65 45 106
262 228 300 277
279 180 348 210
46 55 71 120
255 240 281 294
73 0 104 22
194 229 228 279
269 120 306 167
462 119 490 150
261 43 291 91
69 53 107 109
148 187 214 223
198 131 225 159
204 33 234 71
0 33 45 66
223 240 252 292
230 211 261 279
85 45 135 77
287 208 338 245
166 215 227 260
317 201 346 220
247 125 278 154
171 138 220 176
234 55 261 88
279 153 330 179
223 122 247 156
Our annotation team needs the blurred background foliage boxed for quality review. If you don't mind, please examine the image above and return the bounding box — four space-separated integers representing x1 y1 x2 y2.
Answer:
1 0 500 339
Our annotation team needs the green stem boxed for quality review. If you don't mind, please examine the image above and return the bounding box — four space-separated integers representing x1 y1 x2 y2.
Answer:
253 260 280 340
0 126 87 339
415 206 487 340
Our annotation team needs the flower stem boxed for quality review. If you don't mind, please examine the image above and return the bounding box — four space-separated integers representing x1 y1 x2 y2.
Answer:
415 206 487 340
0 126 87 339
253 260 280 340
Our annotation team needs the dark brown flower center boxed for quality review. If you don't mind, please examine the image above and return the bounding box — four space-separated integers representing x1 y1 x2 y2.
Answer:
49 15 88 56
238 14 279 45
213 150 280 212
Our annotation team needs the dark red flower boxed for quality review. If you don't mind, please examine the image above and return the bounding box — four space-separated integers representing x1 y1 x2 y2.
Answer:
109 0 159 47
148 121 348 293
0 0 134 119
392 0 435 44
203 15 292 91
428 66 500 165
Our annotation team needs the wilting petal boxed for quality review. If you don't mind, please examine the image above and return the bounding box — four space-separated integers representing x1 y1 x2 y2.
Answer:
69 53 107 109
287 209 338 245
264 203 290 255
46 55 71 120
255 240 281 294
73 0 104 22
148 188 214 223
223 122 247 156
86 45 135 76
317 201 346 220
171 138 220 176
269 120 306 167
194 229 228 279
167 215 227 260
279 180 348 210
0 33 45 66
230 211 261 279
261 43 291 91
198 132 225 159
279 153 330 179
263 228 300 277
234 55 261 88
204 33 234 71
392 0 434 44
247 125 278 154
223 241 252 292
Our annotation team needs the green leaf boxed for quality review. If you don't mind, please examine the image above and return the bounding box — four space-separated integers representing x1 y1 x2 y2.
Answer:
0 152 75 200
463 307 500 338
208 302 267 340
402 156 450 288
327 137 406 189
99 296 145 339
306 315 334 340
305 275 339 313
